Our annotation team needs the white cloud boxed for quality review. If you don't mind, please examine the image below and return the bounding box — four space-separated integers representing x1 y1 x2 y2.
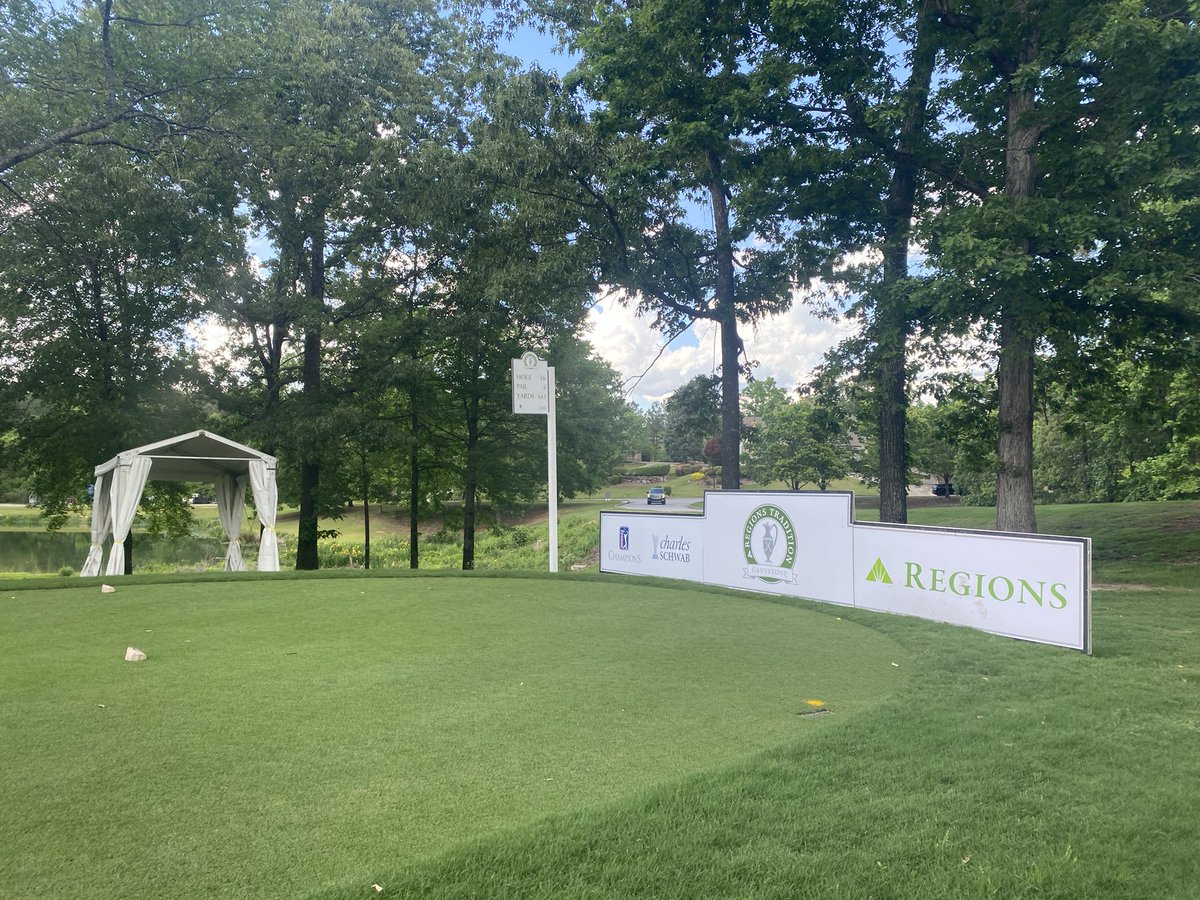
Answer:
585 283 858 406
743 297 856 391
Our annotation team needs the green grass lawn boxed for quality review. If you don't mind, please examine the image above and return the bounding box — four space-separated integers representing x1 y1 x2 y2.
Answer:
0 575 901 899
1 502 1198 899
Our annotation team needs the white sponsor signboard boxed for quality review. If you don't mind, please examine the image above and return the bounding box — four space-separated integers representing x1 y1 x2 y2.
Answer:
600 491 1091 653
700 492 855 607
601 513 705 582
854 523 1090 651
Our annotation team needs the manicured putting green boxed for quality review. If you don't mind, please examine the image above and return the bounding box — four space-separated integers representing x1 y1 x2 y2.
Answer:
0 576 905 898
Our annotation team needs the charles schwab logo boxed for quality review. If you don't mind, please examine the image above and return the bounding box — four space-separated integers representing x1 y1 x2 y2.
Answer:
651 533 692 563
742 504 798 584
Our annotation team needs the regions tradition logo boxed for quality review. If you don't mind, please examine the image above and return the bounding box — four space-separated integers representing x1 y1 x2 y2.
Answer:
742 504 798 584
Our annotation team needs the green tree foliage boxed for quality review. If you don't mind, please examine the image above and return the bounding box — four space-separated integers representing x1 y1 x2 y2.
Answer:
218 0 493 568
926 0 1200 530
0 0 265 175
744 378 856 491
0 149 237 525
551 339 632 495
640 402 667 460
663 375 721 463
555 0 798 489
408 72 604 568
759 0 949 523
7 0 1200 559
1031 351 1200 503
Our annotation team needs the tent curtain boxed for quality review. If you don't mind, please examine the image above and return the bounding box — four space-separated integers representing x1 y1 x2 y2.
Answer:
80 472 111 577
248 459 279 572
215 474 248 571
103 456 153 577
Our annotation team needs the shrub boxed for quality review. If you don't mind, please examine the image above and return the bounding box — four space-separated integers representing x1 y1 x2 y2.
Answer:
57 566 74 577
633 463 671 477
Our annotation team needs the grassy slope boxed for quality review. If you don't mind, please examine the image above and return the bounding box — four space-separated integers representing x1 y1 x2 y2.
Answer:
308 502 1200 900
1 502 1197 899
0 577 901 900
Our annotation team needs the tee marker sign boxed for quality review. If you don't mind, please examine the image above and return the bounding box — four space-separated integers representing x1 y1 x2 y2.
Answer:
512 351 558 573
512 351 550 415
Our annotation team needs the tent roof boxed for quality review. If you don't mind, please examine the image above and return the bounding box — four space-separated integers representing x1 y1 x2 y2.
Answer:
94 430 277 481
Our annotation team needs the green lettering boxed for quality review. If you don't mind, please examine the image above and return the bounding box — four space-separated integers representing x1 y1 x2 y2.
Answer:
1018 579 1045 607
929 568 947 593
949 571 972 596
905 561 926 590
1049 583 1069 609
975 573 986 598
988 575 1015 602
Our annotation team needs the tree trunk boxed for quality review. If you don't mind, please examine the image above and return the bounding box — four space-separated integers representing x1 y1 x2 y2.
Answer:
360 450 371 570
409 391 420 570
705 149 741 491
295 331 321 569
996 310 1037 531
295 219 325 569
995 38 1040 534
123 531 133 575
874 0 938 524
462 389 480 571
875 301 908 522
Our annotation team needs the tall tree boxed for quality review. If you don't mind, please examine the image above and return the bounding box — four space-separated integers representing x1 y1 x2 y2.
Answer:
229 0 480 568
416 73 599 569
663 375 721 463
759 0 984 522
0 145 238 525
930 0 1200 531
555 0 796 489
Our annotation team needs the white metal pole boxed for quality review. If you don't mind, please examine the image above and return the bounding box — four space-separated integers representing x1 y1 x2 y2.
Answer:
547 366 558 573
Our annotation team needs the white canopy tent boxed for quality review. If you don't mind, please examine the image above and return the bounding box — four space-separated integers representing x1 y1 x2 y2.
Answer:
81 430 280 577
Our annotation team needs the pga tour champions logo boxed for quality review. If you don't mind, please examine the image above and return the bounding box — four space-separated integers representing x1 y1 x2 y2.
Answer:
743 504 798 584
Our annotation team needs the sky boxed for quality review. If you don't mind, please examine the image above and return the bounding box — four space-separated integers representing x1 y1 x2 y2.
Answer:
498 29 855 407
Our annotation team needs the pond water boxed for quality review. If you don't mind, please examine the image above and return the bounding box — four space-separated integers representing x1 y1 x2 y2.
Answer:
0 531 246 574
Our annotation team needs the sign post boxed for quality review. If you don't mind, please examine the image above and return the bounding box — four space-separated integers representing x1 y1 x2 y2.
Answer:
512 351 558 573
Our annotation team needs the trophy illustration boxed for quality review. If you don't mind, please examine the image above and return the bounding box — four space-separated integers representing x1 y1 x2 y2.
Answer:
761 522 777 563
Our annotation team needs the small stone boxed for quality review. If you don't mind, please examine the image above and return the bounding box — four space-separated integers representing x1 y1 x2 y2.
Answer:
101 584 116 593
124 647 147 662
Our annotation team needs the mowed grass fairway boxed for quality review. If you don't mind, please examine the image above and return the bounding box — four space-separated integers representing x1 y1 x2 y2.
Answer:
0 577 902 899
2 501 1198 899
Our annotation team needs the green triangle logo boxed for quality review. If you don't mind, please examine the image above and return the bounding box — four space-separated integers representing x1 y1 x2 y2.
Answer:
866 558 893 584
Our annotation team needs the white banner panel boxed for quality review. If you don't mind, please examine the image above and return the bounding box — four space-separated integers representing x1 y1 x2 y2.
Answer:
599 512 705 582
701 492 856 606
854 523 1090 652
596 492 1092 652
